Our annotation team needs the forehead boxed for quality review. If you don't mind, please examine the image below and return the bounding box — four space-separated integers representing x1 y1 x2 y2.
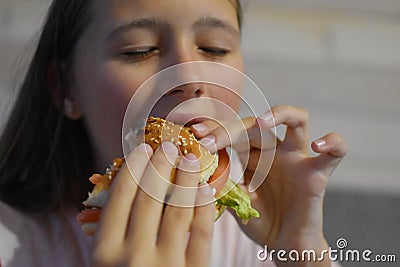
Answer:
88 0 239 31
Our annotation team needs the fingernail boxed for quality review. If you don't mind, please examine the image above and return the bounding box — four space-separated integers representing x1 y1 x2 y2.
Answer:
257 112 275 128
259 111 273 122
162 142 178 154
136 143 153 154
182 153 199 166
191 123 208 134
315 139 327 148
200 135 216 148
198 183 212 195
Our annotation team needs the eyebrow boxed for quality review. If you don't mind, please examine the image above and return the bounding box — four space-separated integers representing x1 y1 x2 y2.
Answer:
107 16 240 41
193 16 240 38
107 17 169 40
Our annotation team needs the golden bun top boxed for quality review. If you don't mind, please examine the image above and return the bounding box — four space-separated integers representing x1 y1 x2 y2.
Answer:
143 117 218 183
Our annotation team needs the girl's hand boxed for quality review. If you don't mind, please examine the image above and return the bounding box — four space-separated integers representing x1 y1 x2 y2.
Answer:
191 105 347 263
91 142 215 267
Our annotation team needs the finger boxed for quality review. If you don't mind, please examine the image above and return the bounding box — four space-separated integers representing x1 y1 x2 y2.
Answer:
127 142 178 248
202 117 254 153
158 154 200 250
198 117 276 154
237 147 274 192
257 105 309 152
95 143 153 249
311 132 348 176
186 184 215 267
190 120 221 138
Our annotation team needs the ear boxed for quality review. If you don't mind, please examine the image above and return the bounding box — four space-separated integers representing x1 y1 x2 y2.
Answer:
47 62 82 120
63 98 82 120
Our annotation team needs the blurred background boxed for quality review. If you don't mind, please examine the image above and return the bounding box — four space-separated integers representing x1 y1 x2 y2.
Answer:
0 0 399 266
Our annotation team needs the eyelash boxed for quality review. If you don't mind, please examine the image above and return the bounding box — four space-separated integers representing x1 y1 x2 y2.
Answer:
200 47 229 57
120 47 229 61
121 48 158 60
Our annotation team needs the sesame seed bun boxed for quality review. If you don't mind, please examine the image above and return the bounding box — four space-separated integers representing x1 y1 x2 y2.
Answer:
144 117 218 183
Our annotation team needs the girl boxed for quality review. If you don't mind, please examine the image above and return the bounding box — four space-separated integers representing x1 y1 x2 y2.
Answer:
0 0 347 266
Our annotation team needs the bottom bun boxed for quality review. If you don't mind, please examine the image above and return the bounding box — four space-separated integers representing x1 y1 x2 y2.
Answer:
81 223 97 236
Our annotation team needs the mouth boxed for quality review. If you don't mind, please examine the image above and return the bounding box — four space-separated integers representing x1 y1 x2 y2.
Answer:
183 117 207 127
155 112 210 127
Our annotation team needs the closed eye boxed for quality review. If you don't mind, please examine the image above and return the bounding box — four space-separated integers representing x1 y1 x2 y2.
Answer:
199 47 229 57
121 47 159 60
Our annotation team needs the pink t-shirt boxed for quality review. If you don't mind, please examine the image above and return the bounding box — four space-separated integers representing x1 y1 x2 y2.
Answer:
0 201 274 267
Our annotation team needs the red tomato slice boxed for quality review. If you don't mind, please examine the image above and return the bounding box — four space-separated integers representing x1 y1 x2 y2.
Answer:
207 149 230 192
76 208 102 224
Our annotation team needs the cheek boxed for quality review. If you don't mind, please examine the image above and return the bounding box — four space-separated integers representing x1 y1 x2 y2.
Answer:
222 56 244 111
210 58 244 113
75 63 148 165
212 88 242 113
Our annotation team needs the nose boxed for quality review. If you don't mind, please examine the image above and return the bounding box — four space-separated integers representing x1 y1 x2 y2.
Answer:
162 44 206 99
167 82 204 97
163 55 206 98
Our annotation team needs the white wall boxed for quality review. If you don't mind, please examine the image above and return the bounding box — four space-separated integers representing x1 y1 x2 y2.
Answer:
242 2 400 195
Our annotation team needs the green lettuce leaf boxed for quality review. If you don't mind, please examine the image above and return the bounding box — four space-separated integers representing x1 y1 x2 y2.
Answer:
215 178 259 224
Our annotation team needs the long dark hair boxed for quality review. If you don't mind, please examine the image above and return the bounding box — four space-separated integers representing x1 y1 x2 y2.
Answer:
0 0 93 213
0 0 243 213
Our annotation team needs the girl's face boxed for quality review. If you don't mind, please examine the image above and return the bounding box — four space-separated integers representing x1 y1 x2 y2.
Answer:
71 0 243 169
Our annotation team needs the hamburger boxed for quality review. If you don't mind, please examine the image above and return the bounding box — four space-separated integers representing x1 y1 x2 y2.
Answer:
77 117 259 236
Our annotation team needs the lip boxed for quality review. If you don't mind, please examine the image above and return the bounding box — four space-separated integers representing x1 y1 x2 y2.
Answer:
156 112 210 126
